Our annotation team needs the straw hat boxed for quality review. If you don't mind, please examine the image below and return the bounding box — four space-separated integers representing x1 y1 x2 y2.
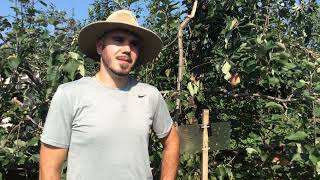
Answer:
78 10 163 65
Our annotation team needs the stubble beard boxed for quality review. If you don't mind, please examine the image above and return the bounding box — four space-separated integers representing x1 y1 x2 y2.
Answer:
102 58 132 77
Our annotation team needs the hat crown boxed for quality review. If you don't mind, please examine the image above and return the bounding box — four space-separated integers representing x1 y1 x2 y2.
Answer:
106 10 139 26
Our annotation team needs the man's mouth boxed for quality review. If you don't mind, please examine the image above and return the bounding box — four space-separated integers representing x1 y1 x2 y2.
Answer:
117 56 132 62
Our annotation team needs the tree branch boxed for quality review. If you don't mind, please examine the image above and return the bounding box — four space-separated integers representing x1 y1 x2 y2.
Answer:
163 36 178 49
19 61 42 87
176 0 198 115
214 88 320 103
11 97 43 129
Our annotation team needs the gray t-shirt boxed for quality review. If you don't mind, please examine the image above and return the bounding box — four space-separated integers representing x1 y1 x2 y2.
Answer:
40 77 173 180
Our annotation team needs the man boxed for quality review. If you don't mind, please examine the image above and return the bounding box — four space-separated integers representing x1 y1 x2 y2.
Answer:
39 10 180 180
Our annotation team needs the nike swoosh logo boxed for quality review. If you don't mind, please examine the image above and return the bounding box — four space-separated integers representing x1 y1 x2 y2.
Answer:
138 95 146 98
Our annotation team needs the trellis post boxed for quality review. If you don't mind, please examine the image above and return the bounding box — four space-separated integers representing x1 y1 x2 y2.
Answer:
202 109 209 180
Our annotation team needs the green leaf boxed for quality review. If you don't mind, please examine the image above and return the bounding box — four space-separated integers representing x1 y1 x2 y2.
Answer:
224 31 232 49
309 153 320 166
226 167 234 180
165 69 171 78
291 153 303 162
17 156 26 165
317 161 320 175
186 158 193 167
10 6 20 14
271 114 285 121
193 81 199 95
271 165 282 170
265 102 284 111
222 61 231 74
7 55 21 70
265 41 276 50
261 153 268 162
314 83 320 92
296 143 302 153
268 77 280 86
47 66 59 82
4 147 14 154
187 82 195 96
316 137 320 146
186 112 195 124
69 52 79 60
313 105 320 118
296 79 308 88
48 16 59 26
284 62 296 69
14 139 26 147
279 52 291 60
257 34 264 44
303 60 315 69
165 99 175 112
246 147 258 155
224 72 231 80
244 22 255 27
29 154 40 162
78 64 85 76
63 59 80 80
216 165 227 180
285 131 309 141
229 18 238 30
196 92 205 102
39 0 47 6
26 137 39 146
275 42 286 50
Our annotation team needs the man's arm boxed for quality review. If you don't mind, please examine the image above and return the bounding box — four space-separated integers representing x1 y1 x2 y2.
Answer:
39 143 68 180
160 125 180 180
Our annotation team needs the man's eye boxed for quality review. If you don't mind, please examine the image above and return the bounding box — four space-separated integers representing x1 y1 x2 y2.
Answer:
131 41 139 48
113 37 124 42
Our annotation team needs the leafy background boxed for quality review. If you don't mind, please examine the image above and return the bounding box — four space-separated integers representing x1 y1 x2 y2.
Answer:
1 0 320 179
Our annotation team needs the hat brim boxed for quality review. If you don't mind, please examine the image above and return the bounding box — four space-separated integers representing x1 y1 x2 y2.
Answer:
78 21 163 65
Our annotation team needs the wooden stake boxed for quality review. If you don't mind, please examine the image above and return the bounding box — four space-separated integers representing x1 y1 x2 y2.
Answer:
202 109 209 180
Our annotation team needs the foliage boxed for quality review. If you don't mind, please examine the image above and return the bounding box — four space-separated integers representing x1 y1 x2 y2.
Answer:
87 0 147 22
1 0 320 179
141 0 320 179
0 0 85 178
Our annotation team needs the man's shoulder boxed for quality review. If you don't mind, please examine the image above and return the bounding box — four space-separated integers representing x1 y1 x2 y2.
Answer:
57 77 93 95
132 80 160 95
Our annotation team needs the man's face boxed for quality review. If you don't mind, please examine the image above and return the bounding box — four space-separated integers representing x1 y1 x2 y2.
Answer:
96 30 140 76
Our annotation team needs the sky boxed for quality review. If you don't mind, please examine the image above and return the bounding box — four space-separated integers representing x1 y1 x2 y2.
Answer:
1 0 320 22
0 0 94 21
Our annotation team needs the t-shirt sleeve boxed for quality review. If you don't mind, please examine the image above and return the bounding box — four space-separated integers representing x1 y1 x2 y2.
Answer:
40 86 73 148
152 91 173 139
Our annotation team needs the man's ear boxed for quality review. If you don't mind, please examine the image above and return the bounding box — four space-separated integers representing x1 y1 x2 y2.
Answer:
96 40 104 55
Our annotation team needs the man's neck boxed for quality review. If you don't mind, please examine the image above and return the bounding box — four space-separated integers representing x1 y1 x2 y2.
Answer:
95 69 129 89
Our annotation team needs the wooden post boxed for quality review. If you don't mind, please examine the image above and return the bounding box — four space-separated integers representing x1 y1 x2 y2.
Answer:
202 109 209 180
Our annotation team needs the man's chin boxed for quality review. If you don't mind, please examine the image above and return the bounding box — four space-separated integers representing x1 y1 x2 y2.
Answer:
111 68 131 77
114 72 130 76
107 63 134 77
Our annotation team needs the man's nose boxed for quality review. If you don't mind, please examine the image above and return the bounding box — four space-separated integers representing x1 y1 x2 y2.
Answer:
121 43 132 53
